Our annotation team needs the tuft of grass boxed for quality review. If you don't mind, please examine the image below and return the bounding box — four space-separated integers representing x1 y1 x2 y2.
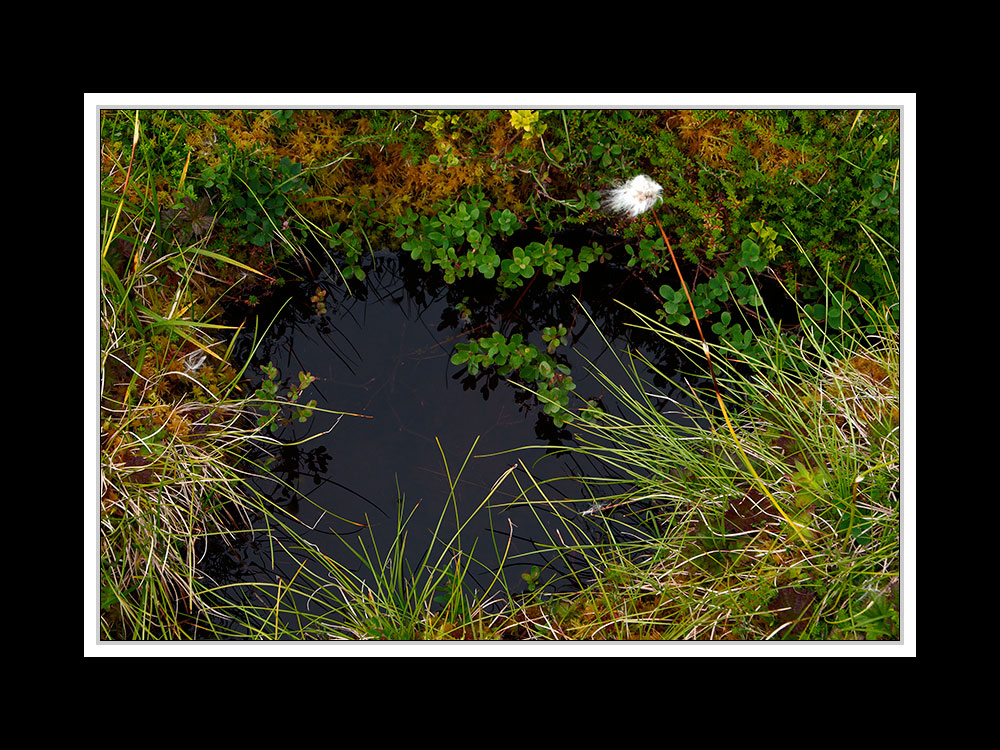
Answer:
98 111 343 639
492 245 900 640
266 438 524 640
100 236 266 638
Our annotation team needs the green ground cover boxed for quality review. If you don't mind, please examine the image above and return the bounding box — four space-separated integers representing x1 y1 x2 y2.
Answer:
97 107 902 642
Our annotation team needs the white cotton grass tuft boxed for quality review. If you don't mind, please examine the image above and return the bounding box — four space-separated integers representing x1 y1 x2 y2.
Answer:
602 174 663 217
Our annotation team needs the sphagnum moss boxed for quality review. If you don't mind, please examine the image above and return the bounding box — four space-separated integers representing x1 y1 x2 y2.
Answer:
97 108 902 643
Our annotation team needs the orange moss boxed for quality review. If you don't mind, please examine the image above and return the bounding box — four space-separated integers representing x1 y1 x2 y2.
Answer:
675 110 732 167
259 110 533 227
217 110 276 156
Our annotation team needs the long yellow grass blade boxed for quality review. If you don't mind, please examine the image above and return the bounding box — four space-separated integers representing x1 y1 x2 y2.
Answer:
102 110 141 260
184 246 275 281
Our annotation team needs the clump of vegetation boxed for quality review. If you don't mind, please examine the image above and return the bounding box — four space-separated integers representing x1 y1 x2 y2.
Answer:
254 362 318 433
96 107 902 643
103 108 898 357
450 331 577 427
528 249 900 640
98 111 340 639
99 219 274 637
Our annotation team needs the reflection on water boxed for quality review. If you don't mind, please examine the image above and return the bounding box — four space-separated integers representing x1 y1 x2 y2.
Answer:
215 241 708 625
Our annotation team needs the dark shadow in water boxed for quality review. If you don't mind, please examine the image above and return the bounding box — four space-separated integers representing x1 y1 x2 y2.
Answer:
211 236 715 632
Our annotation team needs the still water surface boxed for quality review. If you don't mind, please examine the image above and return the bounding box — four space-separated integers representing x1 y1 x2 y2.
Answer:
218 247 703 621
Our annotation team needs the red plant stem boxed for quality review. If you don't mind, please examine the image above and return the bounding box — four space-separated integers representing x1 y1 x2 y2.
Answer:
651 209 723 396
503 268 539 322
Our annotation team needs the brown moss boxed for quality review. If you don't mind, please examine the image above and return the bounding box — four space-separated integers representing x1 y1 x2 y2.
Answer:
769 586 816 635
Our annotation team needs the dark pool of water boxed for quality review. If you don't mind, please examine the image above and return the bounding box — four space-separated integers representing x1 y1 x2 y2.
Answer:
211 241 709 625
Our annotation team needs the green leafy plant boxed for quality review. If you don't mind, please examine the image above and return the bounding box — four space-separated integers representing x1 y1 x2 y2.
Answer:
574 189 603 212
325 223 369 282
217 153 307 250
450 331 577 427
501 245 536 280
542 325 568 354
748 219 784 261
509 109 546 139
832 590 900 640
310 286 328 316
625 235 669 272
521 565 541 591
394 187 606 293
591 141 623 168
710 310 754 351
255 362 318 432
270 109 297 132
657 284 691 327
396 189 517 283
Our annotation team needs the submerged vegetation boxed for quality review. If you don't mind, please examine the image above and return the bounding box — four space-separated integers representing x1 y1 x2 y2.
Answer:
95 106 904 644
